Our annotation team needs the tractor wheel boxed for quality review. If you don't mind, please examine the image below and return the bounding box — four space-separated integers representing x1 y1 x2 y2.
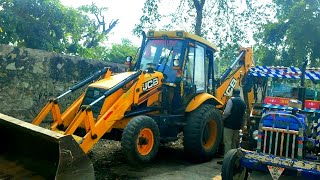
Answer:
183 104 222 162
222 149 248 180
121 115 160 164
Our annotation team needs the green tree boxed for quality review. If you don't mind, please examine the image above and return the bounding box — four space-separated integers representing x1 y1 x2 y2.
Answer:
103 39 138 63
77 3 118 49
133 0 161 37
0 0 76 52
0 0 118 60
255 0 320 67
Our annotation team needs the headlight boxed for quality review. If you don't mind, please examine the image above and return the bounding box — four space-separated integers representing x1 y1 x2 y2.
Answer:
304 138 315 150
252 130 259 140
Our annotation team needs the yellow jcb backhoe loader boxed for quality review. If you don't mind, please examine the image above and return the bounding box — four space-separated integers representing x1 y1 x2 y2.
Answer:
0 30 254 179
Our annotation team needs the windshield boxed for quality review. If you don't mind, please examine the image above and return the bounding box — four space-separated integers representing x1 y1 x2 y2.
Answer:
140 39 183 82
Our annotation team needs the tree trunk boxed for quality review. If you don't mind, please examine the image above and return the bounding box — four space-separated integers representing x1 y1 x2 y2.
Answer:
193 0 206 36
195 9 203 36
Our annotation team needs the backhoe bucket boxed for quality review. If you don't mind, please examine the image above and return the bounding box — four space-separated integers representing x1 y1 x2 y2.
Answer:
0 113 94 180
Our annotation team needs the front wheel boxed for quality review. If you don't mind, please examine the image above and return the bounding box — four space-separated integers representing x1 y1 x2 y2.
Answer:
222 149 248 180
121 116 160 164
183 104 222 163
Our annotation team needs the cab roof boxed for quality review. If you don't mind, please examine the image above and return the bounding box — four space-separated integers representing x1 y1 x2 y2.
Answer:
147 30 218 52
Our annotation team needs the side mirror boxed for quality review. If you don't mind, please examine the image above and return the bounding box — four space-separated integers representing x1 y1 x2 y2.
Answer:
125 56 134 71
125 56 132 64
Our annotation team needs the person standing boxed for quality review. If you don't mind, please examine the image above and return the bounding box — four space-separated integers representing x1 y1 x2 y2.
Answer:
217 88 246 164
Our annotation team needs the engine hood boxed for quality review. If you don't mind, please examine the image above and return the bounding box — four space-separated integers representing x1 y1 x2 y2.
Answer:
89 71 137 89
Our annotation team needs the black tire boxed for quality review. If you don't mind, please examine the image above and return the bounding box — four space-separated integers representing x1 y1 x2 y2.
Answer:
222 149 248 180
183 104 222 162
121 115 160 164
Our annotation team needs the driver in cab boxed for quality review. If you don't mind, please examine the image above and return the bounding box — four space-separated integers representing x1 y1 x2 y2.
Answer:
157 52 180 83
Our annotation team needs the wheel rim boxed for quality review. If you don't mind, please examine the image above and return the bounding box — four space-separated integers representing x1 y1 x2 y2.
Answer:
137 128 154 155
202 120 217 150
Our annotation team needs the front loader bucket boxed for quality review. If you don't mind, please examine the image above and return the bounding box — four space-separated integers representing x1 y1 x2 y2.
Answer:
0 113 94 180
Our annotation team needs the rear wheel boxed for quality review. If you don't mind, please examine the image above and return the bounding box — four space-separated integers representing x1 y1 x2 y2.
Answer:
183 104 222 162
121 116 160 164
222 149 248 180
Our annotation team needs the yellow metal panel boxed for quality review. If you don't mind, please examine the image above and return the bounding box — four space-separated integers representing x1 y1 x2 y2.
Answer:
32 101 54 125
215 69 242 104
112 118 131 129
185 93 224 112
89 71 137 89
98 88 126 119
147 91 161 106
215 48 254 106
61 94 85 128
147 30 218 51
79 81 138 153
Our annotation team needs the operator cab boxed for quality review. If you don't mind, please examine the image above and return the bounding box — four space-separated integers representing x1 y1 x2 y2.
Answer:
135 31 218 112
136 31 217 92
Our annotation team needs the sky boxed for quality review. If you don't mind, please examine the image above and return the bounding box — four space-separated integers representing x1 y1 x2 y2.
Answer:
60 0 146 46
60 0 274 48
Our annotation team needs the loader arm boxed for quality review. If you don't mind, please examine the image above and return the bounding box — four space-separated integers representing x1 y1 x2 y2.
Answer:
32 67 111 129
215 48 254 105
65 70 147 153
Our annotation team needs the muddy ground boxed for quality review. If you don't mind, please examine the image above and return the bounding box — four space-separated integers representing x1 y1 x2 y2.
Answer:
90 139 306 180
90 138 222 180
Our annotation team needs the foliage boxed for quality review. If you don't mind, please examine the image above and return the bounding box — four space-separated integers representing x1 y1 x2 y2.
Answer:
134 0 273 74
103 39 138 63
0 0 119 60
77 3 118 49
133 0 161 37
0 0 76 52
255 0 320 67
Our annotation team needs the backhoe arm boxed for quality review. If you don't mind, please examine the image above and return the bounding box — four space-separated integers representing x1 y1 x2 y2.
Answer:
215 48 253 104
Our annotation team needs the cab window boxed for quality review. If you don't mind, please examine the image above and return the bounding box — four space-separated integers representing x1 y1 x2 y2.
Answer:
184 42 214 93
139 39 183 83
194 44 205 91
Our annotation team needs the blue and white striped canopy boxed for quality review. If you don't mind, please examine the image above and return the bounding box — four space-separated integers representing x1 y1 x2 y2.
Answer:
249 66 320 82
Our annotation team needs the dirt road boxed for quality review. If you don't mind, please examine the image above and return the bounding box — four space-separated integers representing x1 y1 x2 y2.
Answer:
91 139 222 180
90 140 305 180
90 139 222 180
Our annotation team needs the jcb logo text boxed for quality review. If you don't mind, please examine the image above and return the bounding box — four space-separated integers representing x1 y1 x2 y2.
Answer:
224 78 237 96
142 78 159 92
